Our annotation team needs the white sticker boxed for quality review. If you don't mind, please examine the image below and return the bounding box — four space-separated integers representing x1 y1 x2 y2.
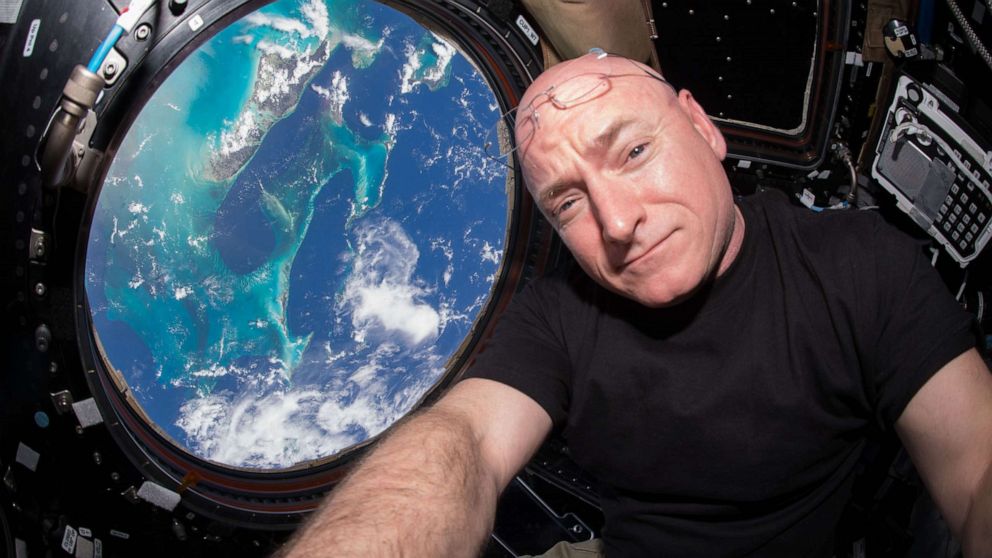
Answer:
78 527 92 538
61 526 78 554
807 170 820 179
736 159 751 169
15 442 40 471
22 18 40 57
188 14 204 32
516 15 539 46
845 51 864 66
109 529 130 540
72 398 104 428
818 170 832 179
894 25 909 37
800 189 816 208
904 47 918 58
94 539 103 558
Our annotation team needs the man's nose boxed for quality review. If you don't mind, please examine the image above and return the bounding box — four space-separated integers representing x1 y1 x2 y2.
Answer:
588 179 644 245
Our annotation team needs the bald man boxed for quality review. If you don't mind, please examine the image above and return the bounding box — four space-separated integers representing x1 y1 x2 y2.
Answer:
282 53 992 557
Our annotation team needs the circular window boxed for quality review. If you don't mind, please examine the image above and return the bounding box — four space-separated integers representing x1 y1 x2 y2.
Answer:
84 0 515 473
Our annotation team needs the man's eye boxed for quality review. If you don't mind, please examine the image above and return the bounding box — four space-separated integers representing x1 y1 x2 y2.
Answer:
628 144 647 160
555 199 576 216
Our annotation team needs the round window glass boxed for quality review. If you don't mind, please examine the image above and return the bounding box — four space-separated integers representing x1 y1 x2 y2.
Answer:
84 0 509 470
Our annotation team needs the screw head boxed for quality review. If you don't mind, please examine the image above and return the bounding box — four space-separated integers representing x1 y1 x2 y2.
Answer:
34 283 46 296
136 24 151 40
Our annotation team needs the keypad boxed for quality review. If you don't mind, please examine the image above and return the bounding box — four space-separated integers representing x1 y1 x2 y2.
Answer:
935 169 992 258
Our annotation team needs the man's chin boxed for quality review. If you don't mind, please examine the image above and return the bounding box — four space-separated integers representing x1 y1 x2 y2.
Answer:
616 281 701 309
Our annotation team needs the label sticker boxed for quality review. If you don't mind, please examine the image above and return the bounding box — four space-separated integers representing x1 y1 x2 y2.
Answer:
818 170 832 179
15 442 40 471
736 159 751 169
845 51 864 66
78 527 92 538
516 15 539 46
61 526 78 554
188 14 204 32
800 189 816 208
94 539 103 558
22 18 40 57
109 529 130 540
74 536 94 558
894 25 909 37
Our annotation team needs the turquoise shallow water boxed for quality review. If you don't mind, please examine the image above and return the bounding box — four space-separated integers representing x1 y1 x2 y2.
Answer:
85 0 508 469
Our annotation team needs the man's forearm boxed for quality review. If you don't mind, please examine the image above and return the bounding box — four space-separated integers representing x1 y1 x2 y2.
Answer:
281 405 500 557
962 462 992 557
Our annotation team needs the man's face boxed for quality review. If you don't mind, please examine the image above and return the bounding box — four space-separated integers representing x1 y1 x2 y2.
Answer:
517 55 742 308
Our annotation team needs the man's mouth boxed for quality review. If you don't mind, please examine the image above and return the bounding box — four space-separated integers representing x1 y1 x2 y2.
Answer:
621 230 676 270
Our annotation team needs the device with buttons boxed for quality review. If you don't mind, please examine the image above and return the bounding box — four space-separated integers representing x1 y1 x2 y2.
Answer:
872 74 992 265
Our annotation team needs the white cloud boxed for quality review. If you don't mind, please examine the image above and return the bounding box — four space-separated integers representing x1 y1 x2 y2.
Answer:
311 70 349 123
341 219 440 346
481 241 502 265
243 12 313 39
255 40 295 60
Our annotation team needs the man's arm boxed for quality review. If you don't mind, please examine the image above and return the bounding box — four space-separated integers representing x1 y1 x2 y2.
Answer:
281 377 553 557
895 348 992 556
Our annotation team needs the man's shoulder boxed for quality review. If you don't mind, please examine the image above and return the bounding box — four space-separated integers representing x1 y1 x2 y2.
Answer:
740 189 899 250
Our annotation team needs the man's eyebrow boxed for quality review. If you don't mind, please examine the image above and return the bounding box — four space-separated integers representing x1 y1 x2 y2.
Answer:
539 183 565 204
592 117 636 150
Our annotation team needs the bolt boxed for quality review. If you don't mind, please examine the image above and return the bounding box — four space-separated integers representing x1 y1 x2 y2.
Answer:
34 283 46 296
111 472 120 482
35 242 45 257
49 361 58 374
93 452 102 465
75 425 84 435
770 8 776 14
104 63 117 78
135 24 151 41
76 146 85 157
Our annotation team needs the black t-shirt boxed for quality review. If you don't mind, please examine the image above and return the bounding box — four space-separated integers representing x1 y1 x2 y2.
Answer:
465 190 977 556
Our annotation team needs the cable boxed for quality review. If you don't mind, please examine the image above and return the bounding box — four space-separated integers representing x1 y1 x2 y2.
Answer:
956 269 968 301
86 24 124 73
85 0 156 73
945 0 992 73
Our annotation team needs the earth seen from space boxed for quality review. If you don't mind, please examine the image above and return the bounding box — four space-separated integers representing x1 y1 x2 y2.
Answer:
85 0 510 470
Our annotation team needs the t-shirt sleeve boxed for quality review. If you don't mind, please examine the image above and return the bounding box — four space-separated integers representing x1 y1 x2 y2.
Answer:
461 277 573 429
863 213 979 429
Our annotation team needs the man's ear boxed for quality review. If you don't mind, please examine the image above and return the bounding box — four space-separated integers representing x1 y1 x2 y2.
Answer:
678 89 727 161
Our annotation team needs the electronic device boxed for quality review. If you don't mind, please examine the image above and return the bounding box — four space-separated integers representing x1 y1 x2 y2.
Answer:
873 74 992 265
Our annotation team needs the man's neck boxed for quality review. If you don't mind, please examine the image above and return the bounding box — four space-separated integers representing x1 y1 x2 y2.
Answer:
715 205 746 278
